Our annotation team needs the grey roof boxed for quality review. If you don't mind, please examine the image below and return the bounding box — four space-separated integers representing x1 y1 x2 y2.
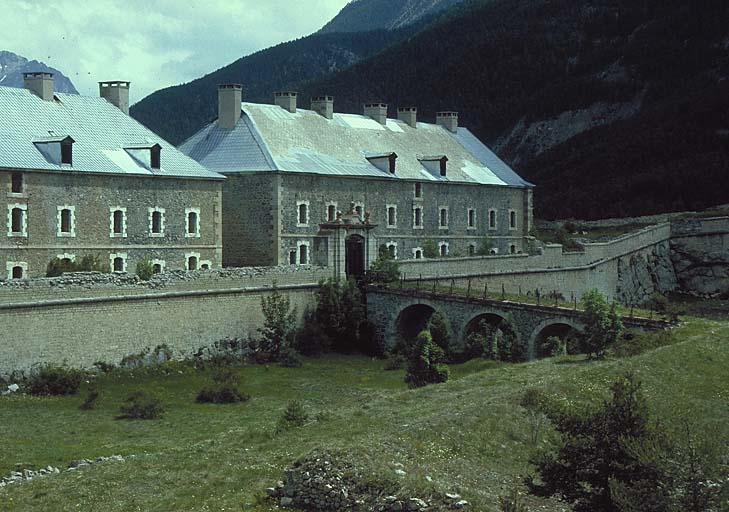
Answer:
180 102 533 187
0 85 223 180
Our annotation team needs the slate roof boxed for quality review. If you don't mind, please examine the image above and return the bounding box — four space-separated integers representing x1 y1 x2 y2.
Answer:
0 85 223 180
180 102 533 187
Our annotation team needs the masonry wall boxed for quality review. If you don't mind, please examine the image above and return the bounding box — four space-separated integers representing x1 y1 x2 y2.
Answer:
0 170 223 278
278 173 530 262
0 266 331 375
221 173 277 267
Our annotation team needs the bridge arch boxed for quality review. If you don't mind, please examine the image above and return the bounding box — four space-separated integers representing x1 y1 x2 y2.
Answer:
529 318 583 358
394 302 438 344
462 311 524 360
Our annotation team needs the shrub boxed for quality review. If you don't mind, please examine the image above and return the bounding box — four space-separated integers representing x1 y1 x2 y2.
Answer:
46 254 105 277
276 400 309 432
27 364 83 396
427 311 451 355
79 385 100 410
422 239 439 258
196 366 250 404
295 310 332 357
118 390 164 420
278 347 303 368
405 330 449 388
367 246 400 284
499 486 530 512
579 290 624 358
519 388 550 446
540 336 567 357
383 355 405 371
314 279 366 354
257 284 297 363
136 260 154 281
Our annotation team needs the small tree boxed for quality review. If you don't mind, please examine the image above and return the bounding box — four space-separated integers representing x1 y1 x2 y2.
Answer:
136 260 154 281
314 279 365 353
423 239 439 259
405 330 449 388
257 284 297 363
427 311 451 355
580 290 622 359
519 388 550 446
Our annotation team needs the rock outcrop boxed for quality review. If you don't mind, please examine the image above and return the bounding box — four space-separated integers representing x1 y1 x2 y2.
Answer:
616 242 678 306
671 239 729 297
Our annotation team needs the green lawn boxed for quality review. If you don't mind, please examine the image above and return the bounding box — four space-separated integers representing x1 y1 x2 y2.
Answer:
1 316 728 511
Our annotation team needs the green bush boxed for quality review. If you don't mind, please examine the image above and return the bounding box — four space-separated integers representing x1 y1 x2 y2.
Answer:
579 290 624 359
366 246 401 284
196 366 250 404
540 336 567 358
27 364 83 396
295 310 332 357
405 330 449 388
383 355 405 371
118 390 164 420
313 279 367 354
136 260 154 281
427 311 451 355
422 239 439 258
276 400 309 432
256 284 297 363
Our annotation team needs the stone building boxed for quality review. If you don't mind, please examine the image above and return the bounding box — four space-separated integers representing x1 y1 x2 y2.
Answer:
0 73 225 279
181 86 534 277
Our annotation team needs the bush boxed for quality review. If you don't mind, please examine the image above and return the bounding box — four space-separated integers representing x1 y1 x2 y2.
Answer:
499 486 530 512
422 239 439 258
405 330 449 388
383 355 405 371
540 336 567 357
367 247 401 284
257 284 297 363
79 385 100 410
579 290 624 358
519 388 551 446
295 310 332 357
314 279 366 354
196 366 250 404
427 311 451 356
136 260 154 281
276 400 309 432
476 236 494 255
27 364 83 396
278 347 303 368
118 390 164 420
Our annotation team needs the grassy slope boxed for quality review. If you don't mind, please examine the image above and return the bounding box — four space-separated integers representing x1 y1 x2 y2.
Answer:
0 317 727 511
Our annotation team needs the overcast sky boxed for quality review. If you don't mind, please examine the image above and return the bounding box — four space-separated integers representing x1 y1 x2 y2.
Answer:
1 0 350 104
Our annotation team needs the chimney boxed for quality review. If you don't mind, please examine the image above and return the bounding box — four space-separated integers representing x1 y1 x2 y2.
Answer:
274 91 297 113
23 72 54 101
99 81 130 114
218 84 243 129
436 111 459 132
364 102 388 125
397 107 417 128
311 95 334 119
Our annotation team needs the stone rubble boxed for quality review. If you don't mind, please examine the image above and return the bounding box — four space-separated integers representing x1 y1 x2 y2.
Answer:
0 455 126 488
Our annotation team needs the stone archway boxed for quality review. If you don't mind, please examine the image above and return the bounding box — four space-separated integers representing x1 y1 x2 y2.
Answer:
463 312 524 361
530 319 583 358
395 303 437 345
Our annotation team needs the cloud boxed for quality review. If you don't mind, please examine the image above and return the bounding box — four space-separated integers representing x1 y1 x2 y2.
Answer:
0 0 349 103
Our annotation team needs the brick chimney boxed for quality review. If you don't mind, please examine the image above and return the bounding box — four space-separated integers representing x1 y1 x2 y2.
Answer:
274 91 297 113
218 84 243 129
23 72 54 101
364 102 388 125
311 95 334 119
397 107 417 128
436 111 459 132
99 81 130 114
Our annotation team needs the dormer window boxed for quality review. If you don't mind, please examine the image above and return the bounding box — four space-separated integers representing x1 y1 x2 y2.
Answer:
34 135 75 167
366 152 397 174
125 143 162 171
419 155 448 178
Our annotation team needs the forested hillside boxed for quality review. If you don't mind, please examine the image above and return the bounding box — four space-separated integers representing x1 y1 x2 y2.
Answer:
318 0 464 33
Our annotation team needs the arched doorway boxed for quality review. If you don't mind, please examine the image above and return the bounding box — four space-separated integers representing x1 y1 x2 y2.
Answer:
533 322 581 358
395 304 436 344
345 234 365 278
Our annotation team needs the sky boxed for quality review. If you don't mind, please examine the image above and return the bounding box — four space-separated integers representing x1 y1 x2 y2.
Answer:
1 0 350 104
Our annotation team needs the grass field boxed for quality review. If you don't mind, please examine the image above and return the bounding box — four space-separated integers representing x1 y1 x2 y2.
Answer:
1 313 727 511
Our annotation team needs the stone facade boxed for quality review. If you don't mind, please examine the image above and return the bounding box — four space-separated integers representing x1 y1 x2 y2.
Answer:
1 170 222 278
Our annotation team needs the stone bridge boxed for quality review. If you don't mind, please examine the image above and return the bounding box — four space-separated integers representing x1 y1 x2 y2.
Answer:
366 287 668 360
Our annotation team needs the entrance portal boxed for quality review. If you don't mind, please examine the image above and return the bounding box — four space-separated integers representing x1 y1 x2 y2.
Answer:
345 234 365 278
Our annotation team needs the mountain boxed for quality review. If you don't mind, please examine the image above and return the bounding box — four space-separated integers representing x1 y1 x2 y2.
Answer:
295 0 729 219
130 26 427 145
0 51 78 94
319 0 464 33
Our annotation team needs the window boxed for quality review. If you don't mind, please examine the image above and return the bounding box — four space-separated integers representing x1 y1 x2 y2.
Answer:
298 242 309 265
468 243 476 256
185 252 201 270
412 247 423 260
414 183 422 198
151 259 165 274
151 146 161 170
186 208 200 238
148 207 165 237
439 207 448 229
57 206 75 237
7 204 27 237
200 260 211 270
61 140 73 165
386 205 397 228
110 208 127 238
11 173 23 194
439 241 449 257
296 201 309 227
488 209 497 230
509 210 517 230
325 202 337 222
490 248 499 255
6 262 27 280
510 244 517 254
109 252 127 273
467 208 476 229
289 250 296 265
413 206 423 229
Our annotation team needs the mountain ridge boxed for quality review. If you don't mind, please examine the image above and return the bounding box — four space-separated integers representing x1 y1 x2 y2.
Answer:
319 0 464 33
0 51 78 94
